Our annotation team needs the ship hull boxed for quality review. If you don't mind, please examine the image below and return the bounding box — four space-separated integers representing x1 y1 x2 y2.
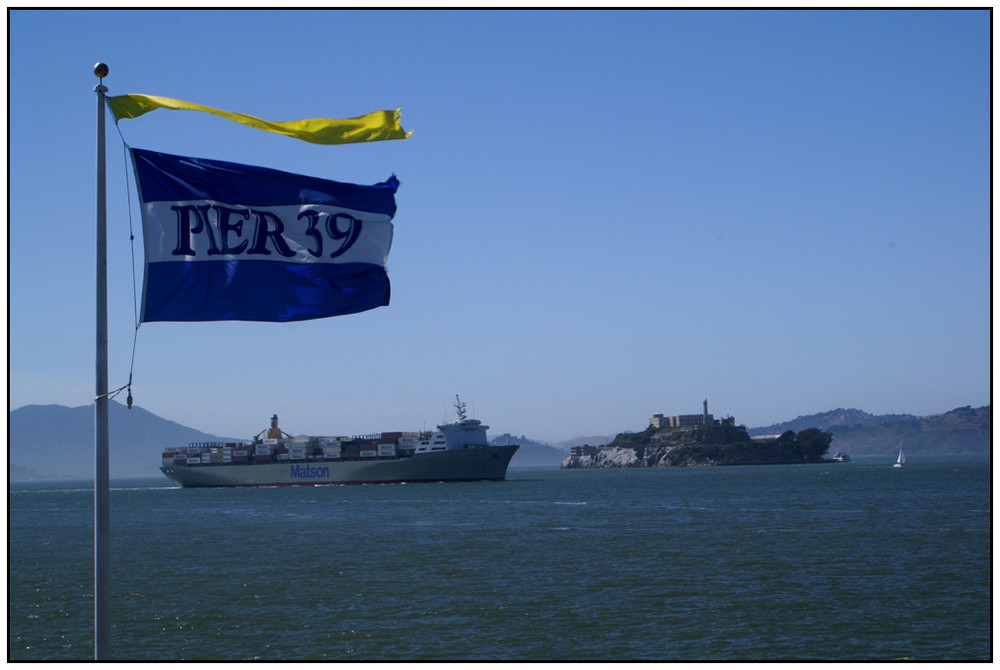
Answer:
160 445 518 488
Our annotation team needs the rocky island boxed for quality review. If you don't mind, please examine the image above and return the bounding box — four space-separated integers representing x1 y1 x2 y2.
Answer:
562 402 834 469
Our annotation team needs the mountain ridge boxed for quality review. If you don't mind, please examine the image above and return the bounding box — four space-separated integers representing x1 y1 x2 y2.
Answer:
748 407 919 434
747 406 990 456
10 402 241 480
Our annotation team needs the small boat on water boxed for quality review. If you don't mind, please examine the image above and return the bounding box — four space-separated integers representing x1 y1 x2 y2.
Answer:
893 444 905 468
832 451 851 462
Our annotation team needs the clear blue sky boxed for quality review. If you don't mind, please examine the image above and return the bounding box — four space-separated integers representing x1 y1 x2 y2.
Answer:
9 9 992 443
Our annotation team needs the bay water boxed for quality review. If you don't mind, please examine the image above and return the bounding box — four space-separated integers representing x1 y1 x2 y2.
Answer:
9 455 991 660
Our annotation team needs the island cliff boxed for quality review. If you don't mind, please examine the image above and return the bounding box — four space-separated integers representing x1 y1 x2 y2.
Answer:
562 419 834 469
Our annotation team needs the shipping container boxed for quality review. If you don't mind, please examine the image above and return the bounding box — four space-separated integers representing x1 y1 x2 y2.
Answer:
378 444 397 457
360 450 377 458
187 457 202 465
255 445 272 456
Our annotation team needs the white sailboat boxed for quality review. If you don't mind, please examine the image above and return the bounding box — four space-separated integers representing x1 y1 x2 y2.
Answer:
893 444 905 468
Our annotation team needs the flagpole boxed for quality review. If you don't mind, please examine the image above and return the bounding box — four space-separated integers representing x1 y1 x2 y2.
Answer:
93 61 111 661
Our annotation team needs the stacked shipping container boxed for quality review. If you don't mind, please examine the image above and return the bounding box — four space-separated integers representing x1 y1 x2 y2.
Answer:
162 432 424 467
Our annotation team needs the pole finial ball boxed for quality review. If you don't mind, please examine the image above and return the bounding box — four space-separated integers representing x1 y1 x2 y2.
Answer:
94 62 109 78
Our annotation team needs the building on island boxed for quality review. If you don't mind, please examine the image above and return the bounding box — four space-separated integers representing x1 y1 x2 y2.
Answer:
650 399 715 429
570 444 599 457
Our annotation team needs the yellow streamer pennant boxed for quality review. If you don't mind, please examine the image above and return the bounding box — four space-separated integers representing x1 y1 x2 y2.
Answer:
107 94 411 145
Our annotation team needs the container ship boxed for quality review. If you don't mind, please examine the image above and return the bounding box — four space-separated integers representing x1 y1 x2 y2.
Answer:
159 398 518 488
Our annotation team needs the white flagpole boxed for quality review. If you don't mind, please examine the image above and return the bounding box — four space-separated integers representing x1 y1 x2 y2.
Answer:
93 61 111 661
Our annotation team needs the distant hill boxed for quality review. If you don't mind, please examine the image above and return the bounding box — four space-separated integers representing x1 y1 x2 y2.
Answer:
490 434 616 467
9 402 240 480
749 408 917 435
491 434 568 467
748 406 990 456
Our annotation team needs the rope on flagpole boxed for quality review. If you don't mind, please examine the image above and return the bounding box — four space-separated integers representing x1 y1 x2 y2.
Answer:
86 109 143 410
119 136 140 409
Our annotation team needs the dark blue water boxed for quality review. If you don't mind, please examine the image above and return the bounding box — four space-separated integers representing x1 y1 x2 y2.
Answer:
9 456 991 660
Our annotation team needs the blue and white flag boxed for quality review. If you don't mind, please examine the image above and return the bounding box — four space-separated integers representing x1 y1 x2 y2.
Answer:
130 148 399 322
